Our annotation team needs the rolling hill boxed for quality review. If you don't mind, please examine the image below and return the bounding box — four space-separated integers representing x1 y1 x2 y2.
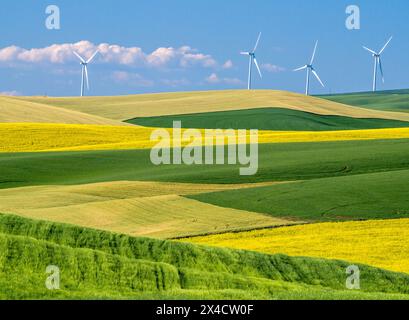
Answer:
189 168 409 222
1 214 409 300
0 181 294 239
320 89 409 114
1 139 408 189
184 218 409 274
127 108 409 131
0 96 127 126
1 138 409 239
14 90 409 122
1 89 409 300
2 123 409 153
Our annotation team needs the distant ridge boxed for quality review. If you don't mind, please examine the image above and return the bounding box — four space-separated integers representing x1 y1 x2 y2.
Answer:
320 88 409 114
16 89 409 123
0 96 129 126
318 88 409 96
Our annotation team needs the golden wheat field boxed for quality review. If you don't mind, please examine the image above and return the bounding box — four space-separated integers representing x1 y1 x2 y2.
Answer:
0 96 128 126
0 180 296 239
2 123 409 153
184 218 409 274
16 90 409 122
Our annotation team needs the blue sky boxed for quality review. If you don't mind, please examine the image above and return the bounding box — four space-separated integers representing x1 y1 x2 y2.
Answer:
0 0 408 96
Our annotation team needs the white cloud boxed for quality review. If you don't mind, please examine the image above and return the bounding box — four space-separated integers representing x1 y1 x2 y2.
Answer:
205 73 243 86
0 46 23 62
222 60 233 69
206 73 220 83
146 46 216 68
0 90 21 96
261 63 285 73
178 46 216 68
111 71 154 87
0 41 217 69
147 47 177 67
98 43 145 65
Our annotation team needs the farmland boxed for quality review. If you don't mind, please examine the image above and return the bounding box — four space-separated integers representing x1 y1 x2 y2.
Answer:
189 168 409 222
16 90 409 121
1 138 409 189
127 108 409 131
1 214 409 300
185 218 409 274
321 89 409 114
0 96 127 126
2 123 409 153
1 89 409 300
0 181 295 239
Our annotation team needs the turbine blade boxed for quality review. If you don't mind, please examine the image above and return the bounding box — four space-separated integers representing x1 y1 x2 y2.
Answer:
363 46 377 55
240 52 250 55
73 51 86 63
87 49 99 63
253 57 262 78
84 65 90 90
312 69 325 87
81 66 85 96
310 40 318 65
293 65 307 72
379 36 393 54
378 57 385 83
253 32 262 53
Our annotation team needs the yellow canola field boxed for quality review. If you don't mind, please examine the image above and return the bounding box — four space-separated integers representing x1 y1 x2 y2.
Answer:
185 218 409 274
1 123 409 153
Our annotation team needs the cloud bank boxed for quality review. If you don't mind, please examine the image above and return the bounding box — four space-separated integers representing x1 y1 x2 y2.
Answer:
0 41 217 69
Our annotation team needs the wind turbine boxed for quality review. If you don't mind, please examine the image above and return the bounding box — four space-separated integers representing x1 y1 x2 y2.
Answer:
240 32 262 90
363 36 393 92
73 50 99 97
293 40 325 95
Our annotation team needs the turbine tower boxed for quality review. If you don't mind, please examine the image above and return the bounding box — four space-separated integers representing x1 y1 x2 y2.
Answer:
293 41 325 95
240 32 263 90
363 36 393 92
73 50 99 97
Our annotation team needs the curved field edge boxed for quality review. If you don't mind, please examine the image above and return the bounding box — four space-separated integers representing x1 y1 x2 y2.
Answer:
188 168 409 222
0 96 128 126
2 123 409 153
0 181 297 239
0 214 409 300
1 139 409 189
320 89 409 114
126 108 409 131
14 90 409 122
183 218 409 274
